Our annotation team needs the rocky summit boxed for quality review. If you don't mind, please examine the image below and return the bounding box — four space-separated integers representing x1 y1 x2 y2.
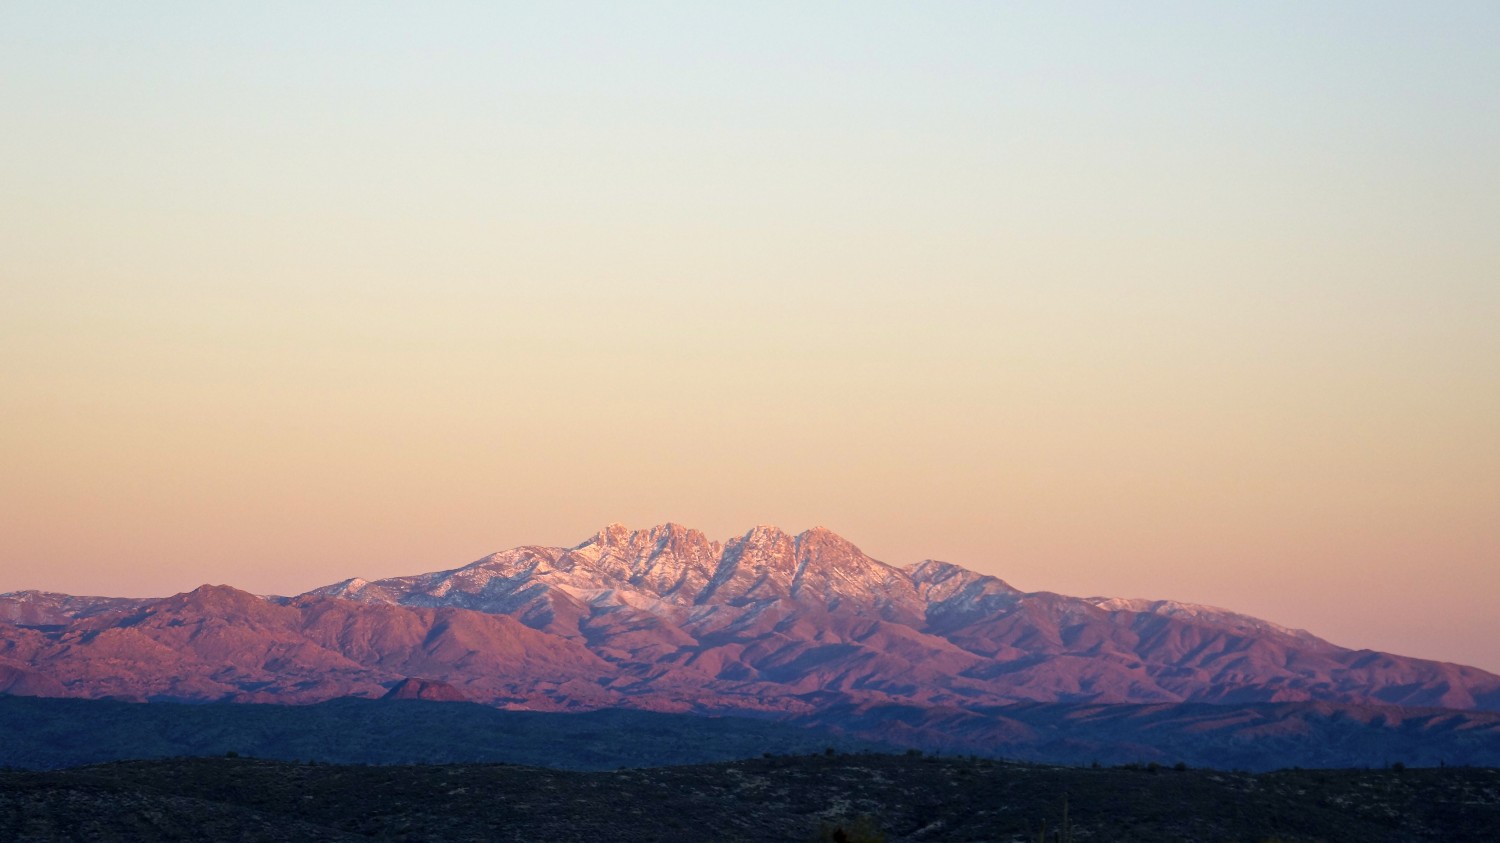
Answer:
3 523 1499 756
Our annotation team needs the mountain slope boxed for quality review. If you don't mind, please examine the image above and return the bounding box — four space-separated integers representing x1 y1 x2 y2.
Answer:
298 523 1500 713
3 523 1498 721
1 584 611 706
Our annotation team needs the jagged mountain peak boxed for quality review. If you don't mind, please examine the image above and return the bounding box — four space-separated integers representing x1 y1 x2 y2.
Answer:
687 523 916 611
722 524 870 561
7 522 1500 722
574 521 712 551
735 523 795 547
793 525 870 558
904 559 958 581
571 522 869 558
578 521 634 549
479 523 723 608
906 559 1017 592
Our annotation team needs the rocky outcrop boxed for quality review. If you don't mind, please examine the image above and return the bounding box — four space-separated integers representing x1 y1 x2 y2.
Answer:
381 677 470 702
4 524 1499 719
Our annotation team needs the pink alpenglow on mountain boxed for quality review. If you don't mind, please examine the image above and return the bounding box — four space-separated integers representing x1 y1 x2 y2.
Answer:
382 677 471 702
2 524 1497 719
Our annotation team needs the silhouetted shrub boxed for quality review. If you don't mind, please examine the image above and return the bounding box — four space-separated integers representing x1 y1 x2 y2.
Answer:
815 815 885 842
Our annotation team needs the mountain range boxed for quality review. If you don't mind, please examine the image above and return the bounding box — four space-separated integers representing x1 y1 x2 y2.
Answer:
3 522 1498 760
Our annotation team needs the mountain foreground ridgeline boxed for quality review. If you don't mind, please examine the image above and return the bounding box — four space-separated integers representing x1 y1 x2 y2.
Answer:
3 523 1499 760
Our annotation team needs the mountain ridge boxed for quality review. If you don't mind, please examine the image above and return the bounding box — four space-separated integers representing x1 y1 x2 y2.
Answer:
4 523 1498 741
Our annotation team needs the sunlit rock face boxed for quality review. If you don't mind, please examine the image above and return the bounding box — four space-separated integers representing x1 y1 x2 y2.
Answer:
3 523 1499 721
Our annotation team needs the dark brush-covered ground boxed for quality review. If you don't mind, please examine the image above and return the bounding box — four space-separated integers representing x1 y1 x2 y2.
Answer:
3 754 1498 842
0 695 885 771
7 695 1499 773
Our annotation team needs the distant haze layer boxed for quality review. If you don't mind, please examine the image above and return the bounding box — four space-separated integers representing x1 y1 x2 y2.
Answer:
1 4 1496 673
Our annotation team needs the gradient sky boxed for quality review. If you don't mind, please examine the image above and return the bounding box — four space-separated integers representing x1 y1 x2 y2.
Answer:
2 3 1497 672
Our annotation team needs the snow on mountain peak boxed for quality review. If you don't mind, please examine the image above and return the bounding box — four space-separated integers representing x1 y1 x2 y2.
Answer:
1085 596 1321 642
8 522 1500 731
739 524 795 546
906 560 1015 594
579 522 634 549
793 526 874 563
290 522 1338 662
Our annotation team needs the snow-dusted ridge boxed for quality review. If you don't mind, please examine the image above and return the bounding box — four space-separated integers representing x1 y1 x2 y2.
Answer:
3 522 1499 713
1084 596 1322 642
304 522 1317 645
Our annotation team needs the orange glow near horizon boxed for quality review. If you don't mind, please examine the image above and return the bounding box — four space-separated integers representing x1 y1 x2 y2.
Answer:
1 4 1497 673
